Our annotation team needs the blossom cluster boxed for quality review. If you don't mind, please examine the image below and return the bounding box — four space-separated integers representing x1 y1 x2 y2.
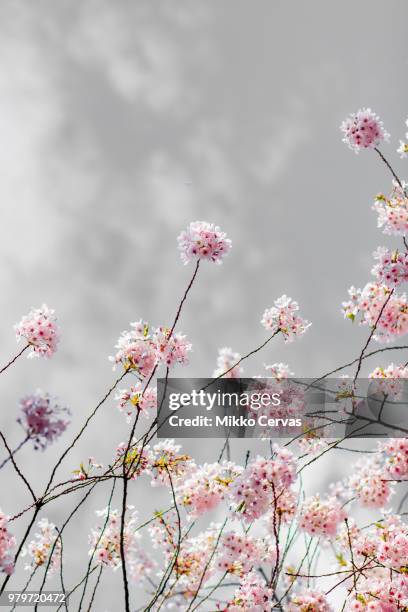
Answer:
261 295 311 342
177 220 231 265
340 108 389 152
371 246 408 288
110 319 191 375
219 571 273 611
342 282 408 342
17 390 70 450
373 182 408 236
115 382 157 421
89 506 153 581
287 589 332 611
216 531 276 576
230 447 297 523
15 304 59 358
213 347 243 379
23 518 61 573
299 494 346 538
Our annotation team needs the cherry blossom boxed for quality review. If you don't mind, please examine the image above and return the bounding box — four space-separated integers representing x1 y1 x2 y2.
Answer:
348 457 392 509
346 575 408 610
152 326 191 368
373 182 408 236
261 295 311 342
109 319 156 376
15 304 59 358
341 108 389 152
177 220 231 265
230 448 297 523
264 362 294 380
213 347 243 378
299 494 346 539
90 506 151 579
18 390 70 450
381 438 408 479
219 571 273 611
72 456 103 481
216 531 276 576
369 363 408 399
148 439 193 486
115 439 151 479
0 510 15 576
23 518 61 572
287 589 333 611
342 282 408 342
371 247 408 288
177 461 242 518
150 518 219 596
115 383 157 421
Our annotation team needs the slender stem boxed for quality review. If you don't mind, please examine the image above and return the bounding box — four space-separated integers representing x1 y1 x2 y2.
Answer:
0 435 30 470
78 480 116 611
43 369 128 495
86 566 103 612
0 344 29 375
118 263 201 611
374 147 406 194
0 433 35 502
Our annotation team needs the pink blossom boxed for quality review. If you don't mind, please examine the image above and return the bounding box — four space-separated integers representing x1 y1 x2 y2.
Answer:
115 439 151 479
213 347 243 378
341 108 389 152
264 362 294 380
230 447 297 523
177 221 231 265
348 457 392 509
376 515 408 570
371 247 408 288
346 575 408 610
261 295 311 342
0 510 15 576
342 283 408 343
110 320 191 374
72 456 103 481
369 363 408 399
149 518 218 595
373 182 408 236
23 518 61 572
299 494 346 539
262 489 298 525
216 531 276 576
219 570 273 611
287 589 333 611
177 461 242 518
15 304 59 358
381 438 408 479
109 319 156 376
247 379 305 435
90 507 153 579
115 383 157 422
152 327 191 368
148 439 193 486
18 390 70 450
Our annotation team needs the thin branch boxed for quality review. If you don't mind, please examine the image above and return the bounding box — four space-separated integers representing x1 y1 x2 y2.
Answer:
0 344 29 375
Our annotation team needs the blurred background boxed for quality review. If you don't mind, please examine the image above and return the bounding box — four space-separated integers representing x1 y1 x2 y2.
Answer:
0 0 407 609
